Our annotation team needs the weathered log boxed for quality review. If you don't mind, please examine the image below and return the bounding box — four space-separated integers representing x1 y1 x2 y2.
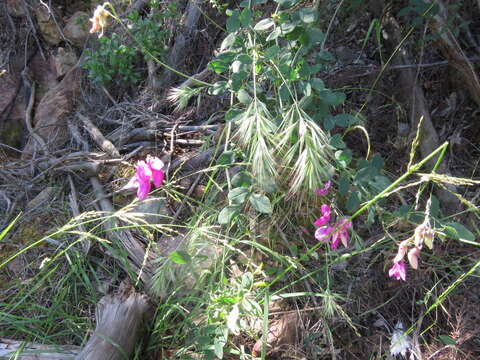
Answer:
0 338 79 359
75 283 150 360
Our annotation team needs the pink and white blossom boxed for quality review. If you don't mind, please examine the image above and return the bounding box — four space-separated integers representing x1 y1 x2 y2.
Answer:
388 260 406 281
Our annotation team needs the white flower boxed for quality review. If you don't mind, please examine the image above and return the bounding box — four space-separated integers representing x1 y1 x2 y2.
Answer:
390 321 411 357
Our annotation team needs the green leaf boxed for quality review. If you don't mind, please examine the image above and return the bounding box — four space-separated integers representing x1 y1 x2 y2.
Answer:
214 337 226 358
274 0 301 7
443 222 475 242
169 250 191 265
220 33 236 51
225 108 244 122
306 28 325 45
339 175 350 195
260 177 278 193
228 187 249 205
319 90 346 106
231 171 253 187
266 27 282 41
254 18 275 31
310 78 325 92
217 151 236 165
237 89 252 104
324 115 335 131
249 193 273 214
280 21 296 34
438 335 457 345
347 192 361 212
209 81 228 95
241 272 254 289
330 134 346 149
218 205 241 224
370 175 391 194
335 149 352 168
226 10 240 32
333 114 353 127
299 7 318 23
239 8 252 27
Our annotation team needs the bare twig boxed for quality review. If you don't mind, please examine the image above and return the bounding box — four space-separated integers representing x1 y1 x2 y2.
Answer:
78 114 120 158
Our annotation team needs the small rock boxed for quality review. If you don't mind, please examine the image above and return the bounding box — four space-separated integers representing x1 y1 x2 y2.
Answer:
54 48 78 78
63 11 90 48
35 6 62 46
22 67 82 157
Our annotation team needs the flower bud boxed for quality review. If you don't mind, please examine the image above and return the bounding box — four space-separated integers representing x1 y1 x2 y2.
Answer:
407 247 421 270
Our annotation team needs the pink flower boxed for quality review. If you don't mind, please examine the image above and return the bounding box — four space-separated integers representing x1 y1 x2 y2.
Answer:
331 219 351 249
389 260 406 281
314 204 331 226
315 226 333 242
407 247 421 269
315 180 332 196
125 156 165 200
146 155 165 187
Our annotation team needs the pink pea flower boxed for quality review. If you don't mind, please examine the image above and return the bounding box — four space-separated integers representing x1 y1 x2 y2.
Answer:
125 156 165 200
314 204 331 226
407 247 421 270
331 219 352 249
315 226 333 242
389 260 406 281
315 180 332 196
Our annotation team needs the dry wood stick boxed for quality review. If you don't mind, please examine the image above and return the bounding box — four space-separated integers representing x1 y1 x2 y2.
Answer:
78 114 120 158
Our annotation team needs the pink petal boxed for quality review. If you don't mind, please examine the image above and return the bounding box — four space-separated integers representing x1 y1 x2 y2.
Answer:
123 176 138 190
151 168 164 188
314 204 331 226
146 156 165 188
147 156 164 171
339 230 348 248
407 247 421 270
393 240 408 263
315 180 332 196
331 232 340 249
339 218 352 230
136 178 151 200
388 260 406 281
315 226 333 242
136 161 152 181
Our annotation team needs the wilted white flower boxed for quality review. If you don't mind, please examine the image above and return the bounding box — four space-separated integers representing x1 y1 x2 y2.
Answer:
390 321 411 357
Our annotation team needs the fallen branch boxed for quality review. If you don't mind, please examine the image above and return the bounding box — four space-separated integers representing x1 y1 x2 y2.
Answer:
78 114 120 158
